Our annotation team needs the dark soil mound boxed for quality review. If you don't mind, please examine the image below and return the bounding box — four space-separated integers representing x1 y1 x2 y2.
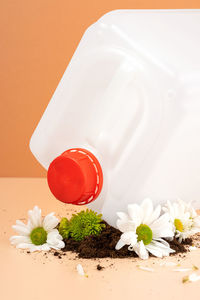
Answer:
169 237 192 254
61 221 192 259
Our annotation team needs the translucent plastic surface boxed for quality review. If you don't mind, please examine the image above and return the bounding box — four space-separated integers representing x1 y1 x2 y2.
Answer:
30 10 200 227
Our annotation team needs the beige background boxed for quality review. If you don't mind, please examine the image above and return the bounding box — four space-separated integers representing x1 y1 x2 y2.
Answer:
1 1 200 177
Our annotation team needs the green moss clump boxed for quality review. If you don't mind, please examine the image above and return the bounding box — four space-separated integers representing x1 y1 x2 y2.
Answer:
70 209 106 241
59 210 105 241
59 217 70 239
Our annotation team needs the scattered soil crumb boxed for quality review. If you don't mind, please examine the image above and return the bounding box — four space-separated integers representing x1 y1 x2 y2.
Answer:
97 264 104 270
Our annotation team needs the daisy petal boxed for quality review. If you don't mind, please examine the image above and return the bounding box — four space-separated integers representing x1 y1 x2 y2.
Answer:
28 206 42 228
163 200 174 219
140 198 153 224
115 239 126 250
151 213 174 238
28 245 41 252
116 219 136 233
47 229 60 242
47 229 64 249
43 213 59 232
152 226 174 239
10 235 31 245
15 220 27 227
153 238 170 247
12 224 30 236
16 243 33 250
50 241 65 250
152 240 174 252
120 231 137 245
127 204 142 227
145 243 163 258
39 244 51 251
146 204 161 226
146 240 174 258
133 241 149 260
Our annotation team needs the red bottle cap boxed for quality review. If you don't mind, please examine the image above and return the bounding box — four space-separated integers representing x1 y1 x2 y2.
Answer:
47 148 103 205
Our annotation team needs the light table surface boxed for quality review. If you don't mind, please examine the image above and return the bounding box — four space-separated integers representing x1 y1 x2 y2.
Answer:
0 178 200 300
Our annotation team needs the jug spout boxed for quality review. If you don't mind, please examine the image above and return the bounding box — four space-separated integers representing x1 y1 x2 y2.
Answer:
47 148 103 205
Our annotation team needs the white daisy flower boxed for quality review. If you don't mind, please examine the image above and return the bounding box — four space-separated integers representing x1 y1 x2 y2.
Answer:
10 206 65 252
163 199 200 243
115 198 175 259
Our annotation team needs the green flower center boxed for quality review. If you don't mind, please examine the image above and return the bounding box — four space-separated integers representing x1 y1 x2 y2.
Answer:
30 227 47 245
136 224 153 245
174 219 183 232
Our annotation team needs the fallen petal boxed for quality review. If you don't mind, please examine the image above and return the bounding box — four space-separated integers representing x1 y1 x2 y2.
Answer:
173 268 192 272
76 264 88 277
137 265 154 272
189 246 197 251
189 273 200 282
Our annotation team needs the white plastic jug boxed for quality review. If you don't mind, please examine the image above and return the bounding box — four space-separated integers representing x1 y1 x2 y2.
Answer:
30 9 200 227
